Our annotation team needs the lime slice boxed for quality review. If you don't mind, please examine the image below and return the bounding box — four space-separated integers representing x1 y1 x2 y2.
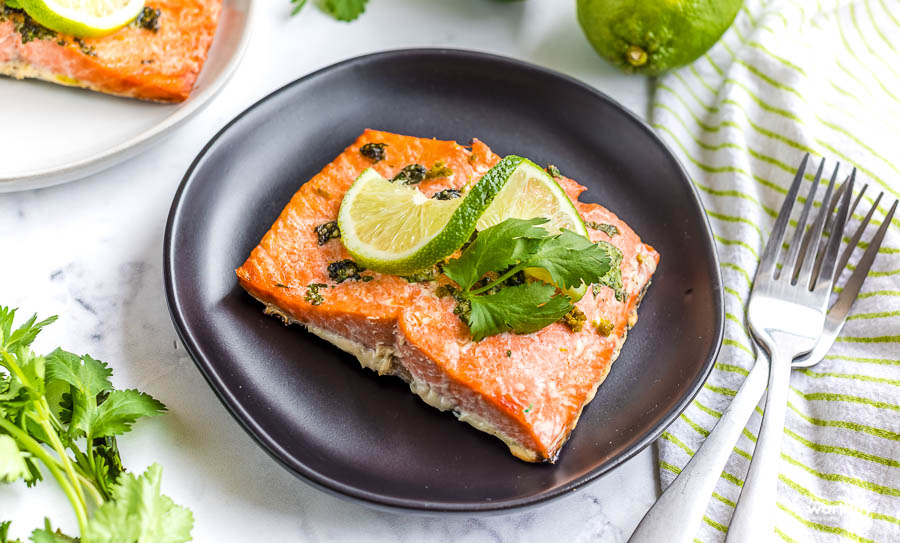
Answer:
476 160 586 234
338 156 589 290
338 168 465 275
19 0 145 38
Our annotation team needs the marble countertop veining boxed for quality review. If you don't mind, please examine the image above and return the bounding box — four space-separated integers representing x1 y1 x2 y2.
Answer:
0 0 658 540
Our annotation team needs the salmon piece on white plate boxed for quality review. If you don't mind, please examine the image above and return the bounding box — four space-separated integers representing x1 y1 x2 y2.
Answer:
0 0 221 102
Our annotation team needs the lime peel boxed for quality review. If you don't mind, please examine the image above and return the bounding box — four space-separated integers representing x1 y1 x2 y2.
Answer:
577 0 742 75
19 0 145 38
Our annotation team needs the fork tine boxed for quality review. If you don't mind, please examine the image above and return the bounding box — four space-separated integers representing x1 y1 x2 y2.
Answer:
836 189 881 276
794 179 851 279
783 160 824 280
827 199 898 320
809 183 868 285
759 153 810 279
848 183 868 219
796 162 841 288
812 169 855 291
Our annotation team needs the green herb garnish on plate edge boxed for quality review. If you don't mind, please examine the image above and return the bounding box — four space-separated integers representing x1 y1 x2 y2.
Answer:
0 307 193 543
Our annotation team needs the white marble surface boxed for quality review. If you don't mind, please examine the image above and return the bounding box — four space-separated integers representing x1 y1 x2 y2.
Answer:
0 0 659 540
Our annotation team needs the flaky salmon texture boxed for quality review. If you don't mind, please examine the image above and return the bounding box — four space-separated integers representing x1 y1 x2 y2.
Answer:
236 130 660 463
0 0 221 102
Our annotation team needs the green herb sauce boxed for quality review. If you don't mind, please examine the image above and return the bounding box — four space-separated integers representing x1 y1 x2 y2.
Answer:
560 306 586 332
586 221 619 237
595 318 614 337
327 260 365 283
134 6 160 31
425 161 453 180
431 188 462 200
304 283 328 305
400 269 435 283
392 164 427 185
360 143 387 162
314 220 341 245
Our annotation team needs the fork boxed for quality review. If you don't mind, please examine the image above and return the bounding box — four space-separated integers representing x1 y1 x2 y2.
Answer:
725 157 855 541
628 155 897 543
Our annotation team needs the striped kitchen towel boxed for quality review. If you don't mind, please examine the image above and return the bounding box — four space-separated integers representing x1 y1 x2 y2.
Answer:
653 0 900 541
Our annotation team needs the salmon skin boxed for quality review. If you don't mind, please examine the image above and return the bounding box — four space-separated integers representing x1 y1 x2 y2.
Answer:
0 0 221 102
237 130 660 463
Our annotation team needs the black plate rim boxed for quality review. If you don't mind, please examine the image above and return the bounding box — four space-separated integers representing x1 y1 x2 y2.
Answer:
163 47 724 513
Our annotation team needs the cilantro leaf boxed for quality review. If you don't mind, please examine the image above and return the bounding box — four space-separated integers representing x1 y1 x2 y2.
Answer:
45 350 112 399
0 308 57 352
89 389 166 439
441 217 624 340
592 241 625 302
0 369 24 403
85 464 193 543
320 0 368 21
443 218 548 291
526 230 612 290
0 435 31 483
467 283 572 341
1 521 22 543
45 350 113 440
89 436 125 498
28 519 77 543
4 348 47 402
29 530 71 543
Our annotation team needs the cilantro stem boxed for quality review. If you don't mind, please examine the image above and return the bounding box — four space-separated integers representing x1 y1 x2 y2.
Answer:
1 349 90 528
468 263 528 296
64 440 106 503
0 417 89 534
37 406 89 508
73 465 105 506
1 350 30 391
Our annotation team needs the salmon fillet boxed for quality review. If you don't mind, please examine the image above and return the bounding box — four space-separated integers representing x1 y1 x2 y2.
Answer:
236 130 660 463
0 0 221 102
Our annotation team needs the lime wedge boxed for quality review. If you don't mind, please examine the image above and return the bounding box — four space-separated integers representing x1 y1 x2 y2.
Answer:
338 169 465 274
338 156 589 287
19 0 145 38
476 160 585 234
475 160 589 299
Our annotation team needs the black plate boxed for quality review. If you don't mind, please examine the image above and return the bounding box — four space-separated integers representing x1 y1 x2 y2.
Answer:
164 49 723 513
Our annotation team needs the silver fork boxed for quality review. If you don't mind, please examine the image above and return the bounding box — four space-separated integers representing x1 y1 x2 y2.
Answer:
725 157 855 541
628 155 897 543
794 182 895 368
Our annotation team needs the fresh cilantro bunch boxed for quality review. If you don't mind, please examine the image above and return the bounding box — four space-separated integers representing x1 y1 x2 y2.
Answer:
291 0 368 20
0 307 193 543
442 218 623 341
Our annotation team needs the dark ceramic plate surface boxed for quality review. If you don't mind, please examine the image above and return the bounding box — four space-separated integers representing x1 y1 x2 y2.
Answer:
164 49 723 513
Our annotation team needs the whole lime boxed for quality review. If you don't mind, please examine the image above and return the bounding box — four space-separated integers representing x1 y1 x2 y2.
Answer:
577 0 742 75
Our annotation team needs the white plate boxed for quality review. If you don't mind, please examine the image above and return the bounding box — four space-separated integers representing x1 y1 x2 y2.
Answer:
0 0 254 192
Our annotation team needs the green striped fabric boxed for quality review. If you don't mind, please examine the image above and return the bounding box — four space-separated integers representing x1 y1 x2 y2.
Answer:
653 0 900 541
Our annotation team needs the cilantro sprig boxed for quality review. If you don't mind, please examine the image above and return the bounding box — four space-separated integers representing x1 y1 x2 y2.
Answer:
0 307 192 543
291 0 368 20
442 218 622 341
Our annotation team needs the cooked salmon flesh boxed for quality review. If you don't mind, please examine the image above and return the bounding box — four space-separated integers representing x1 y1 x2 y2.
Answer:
0 0 221 102
236 130 659 463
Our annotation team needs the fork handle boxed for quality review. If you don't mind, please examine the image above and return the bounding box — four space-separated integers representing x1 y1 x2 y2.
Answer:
725 351 792 542
628 356 768 543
